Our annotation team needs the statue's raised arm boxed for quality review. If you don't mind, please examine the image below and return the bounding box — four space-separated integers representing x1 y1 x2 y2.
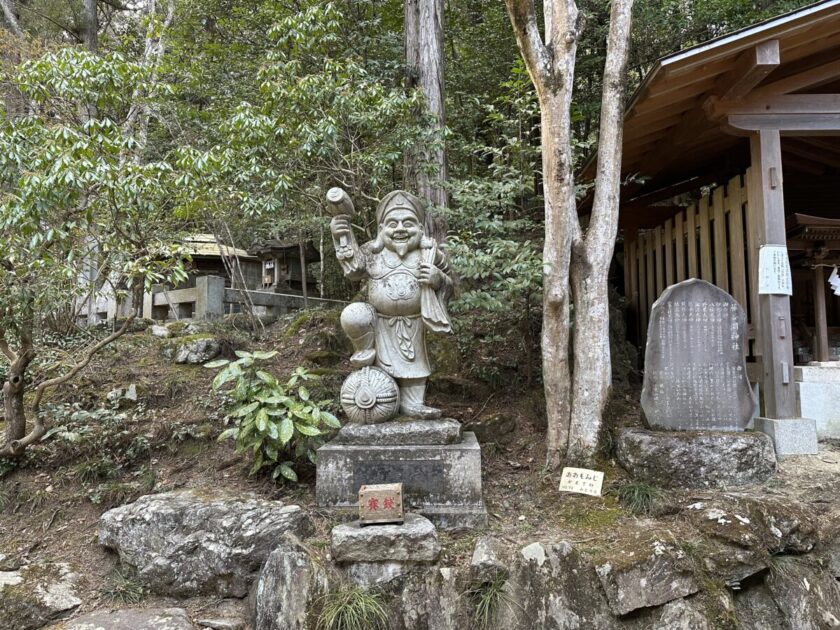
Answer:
326 187 366 280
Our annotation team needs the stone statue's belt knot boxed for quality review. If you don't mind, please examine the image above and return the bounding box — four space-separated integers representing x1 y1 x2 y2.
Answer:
382 314 419 361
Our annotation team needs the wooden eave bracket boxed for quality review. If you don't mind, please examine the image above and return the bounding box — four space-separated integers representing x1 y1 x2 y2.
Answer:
703 39 840 135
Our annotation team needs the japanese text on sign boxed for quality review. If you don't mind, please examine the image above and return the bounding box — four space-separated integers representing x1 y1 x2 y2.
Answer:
559 467 604 497
758 245 793 296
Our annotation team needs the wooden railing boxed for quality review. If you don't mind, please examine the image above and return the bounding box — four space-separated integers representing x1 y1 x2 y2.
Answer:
142 275 345 320
625 170 761 355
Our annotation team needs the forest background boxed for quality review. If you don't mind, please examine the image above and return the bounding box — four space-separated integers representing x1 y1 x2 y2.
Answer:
0 0 813 455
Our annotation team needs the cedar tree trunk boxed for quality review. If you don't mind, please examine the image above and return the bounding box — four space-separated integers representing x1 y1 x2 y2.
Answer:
405 0 448 241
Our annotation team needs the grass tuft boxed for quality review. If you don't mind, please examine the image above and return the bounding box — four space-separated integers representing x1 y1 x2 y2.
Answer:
315 585 389 630
615 480 663 515
464 573 513 629
102 566 146 605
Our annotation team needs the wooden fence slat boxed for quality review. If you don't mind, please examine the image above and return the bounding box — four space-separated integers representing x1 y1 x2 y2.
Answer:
745 166 762 353
628 237 639 339
699 196 713 282
687 203 698 278
646 232 656 316
639 233 649 341
655 225 664 297
675 211 686 281
713 186 729 292
664 218 675 287
727 175 748 312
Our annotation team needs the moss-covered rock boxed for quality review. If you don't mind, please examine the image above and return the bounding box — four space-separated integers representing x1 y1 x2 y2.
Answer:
0 562 81 630
304 350 343 367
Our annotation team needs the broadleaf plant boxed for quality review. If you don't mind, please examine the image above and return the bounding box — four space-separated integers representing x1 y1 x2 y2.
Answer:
206 353 340 482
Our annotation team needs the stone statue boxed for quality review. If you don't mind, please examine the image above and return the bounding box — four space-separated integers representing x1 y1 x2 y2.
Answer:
327 188 453 420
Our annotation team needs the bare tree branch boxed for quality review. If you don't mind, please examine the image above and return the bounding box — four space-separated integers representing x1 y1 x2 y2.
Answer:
504 0 551 91
584 0 633 264
1 314 135 456
0 336 16 363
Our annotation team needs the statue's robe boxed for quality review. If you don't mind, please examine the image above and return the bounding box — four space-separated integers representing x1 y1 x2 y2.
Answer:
355 243 451 381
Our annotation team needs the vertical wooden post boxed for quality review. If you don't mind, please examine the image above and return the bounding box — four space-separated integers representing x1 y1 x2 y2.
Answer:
298 237 309 308
814 266 830 362
675 211 686 281
749 129 797 419
698 197 713 282
664 218 675 287
655 226 664 297
626 228 639 342
687 204 698 278
727 175 748 312
712 186 728 292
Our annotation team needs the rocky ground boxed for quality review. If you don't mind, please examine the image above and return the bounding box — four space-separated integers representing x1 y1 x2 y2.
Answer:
1 311 840 629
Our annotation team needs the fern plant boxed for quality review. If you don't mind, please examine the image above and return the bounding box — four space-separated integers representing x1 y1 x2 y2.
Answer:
206 351 341 482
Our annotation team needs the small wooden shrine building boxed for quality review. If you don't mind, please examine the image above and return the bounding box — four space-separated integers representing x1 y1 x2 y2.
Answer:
582 0 840 442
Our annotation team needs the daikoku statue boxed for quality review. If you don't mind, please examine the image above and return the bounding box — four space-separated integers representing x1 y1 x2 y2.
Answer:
326 188 452 422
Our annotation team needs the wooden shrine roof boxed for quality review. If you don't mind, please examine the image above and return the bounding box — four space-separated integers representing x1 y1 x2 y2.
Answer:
580 0 840 211
787 213 840 245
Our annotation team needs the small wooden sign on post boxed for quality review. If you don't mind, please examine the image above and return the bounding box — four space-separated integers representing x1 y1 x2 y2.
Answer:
559 467 604 497
358 482 404 525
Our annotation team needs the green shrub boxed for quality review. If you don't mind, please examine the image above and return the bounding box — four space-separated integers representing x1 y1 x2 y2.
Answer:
315 585 389 630
206 351 340 482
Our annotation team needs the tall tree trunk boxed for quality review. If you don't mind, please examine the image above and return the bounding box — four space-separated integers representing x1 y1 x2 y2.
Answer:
83 0 98 52
0 0 23 38
539 93 576 468
568 0 634 465
507 0 632 467
506 0 580 468
1 0 25 118
3 360 29 447
404 0 448 242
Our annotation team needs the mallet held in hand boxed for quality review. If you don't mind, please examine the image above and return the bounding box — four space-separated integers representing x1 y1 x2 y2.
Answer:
326 187 356 248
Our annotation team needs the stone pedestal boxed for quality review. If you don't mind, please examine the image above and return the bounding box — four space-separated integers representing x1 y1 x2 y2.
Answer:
755 417 818 456
316 420 487 530
615 428 777 488
796 364 840 439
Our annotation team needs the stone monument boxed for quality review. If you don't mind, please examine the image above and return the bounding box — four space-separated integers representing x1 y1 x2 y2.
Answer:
617 279 777 487
640 278 758 431
315 188 487 529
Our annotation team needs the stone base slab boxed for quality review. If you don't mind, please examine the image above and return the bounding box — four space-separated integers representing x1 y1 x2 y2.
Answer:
615 428 777 488
755 417 818 456
316 432 487 530
332 418 462 445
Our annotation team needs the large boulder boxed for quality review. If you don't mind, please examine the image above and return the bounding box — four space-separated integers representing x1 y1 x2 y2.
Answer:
99 490 313 597
734 559 840 629
388 567 471 630
497 542 616 629
173 337 222 364
251 534 328 630
330 513 440 563
44 607 194 630
682 496 818 555
0 562 81 630
470 536 508 580
615 428 776 488
595 539 698 616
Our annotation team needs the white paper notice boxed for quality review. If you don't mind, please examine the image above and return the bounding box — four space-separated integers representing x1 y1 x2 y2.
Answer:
559 467 604 497
758 245 793 296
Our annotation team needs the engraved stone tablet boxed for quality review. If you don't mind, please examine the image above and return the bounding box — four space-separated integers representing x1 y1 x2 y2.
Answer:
641 279 758 431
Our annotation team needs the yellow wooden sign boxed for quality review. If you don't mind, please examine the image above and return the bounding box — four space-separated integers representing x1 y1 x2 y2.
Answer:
559 467 604 497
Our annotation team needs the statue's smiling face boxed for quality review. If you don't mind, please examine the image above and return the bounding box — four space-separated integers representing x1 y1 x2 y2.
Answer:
381 209 422 257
